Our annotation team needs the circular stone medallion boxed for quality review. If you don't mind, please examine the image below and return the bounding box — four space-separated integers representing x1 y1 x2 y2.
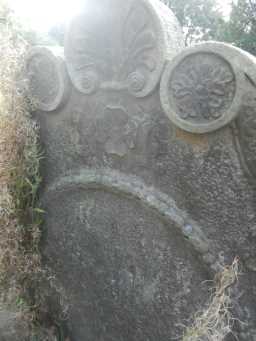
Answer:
160 43 245 134
26 47 69 112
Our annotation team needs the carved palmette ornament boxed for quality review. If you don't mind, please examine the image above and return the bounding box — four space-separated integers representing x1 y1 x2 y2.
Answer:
26 47 70 112
160 42 246 134
64 0 184 97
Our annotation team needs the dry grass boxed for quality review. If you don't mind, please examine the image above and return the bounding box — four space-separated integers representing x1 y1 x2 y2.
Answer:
0 5 70 339
182 257 239 341
0 2 241 340
0 0 43 323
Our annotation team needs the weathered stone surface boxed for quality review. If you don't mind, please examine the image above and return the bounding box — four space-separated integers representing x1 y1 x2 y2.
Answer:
0 312 60 341
43 181 210 340
0 312 36 341
37 96 256 340
26 1 256 340
233 50 256 181
26 47 70 112
160 42 246 133
64 0 183 97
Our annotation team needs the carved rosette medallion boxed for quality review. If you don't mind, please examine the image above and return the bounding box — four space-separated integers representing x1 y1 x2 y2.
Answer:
170 54 235 120
64 0 183 97
160 43 245 133
26 47 69 112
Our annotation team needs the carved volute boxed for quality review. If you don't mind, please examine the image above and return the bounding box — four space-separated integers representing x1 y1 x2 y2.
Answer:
64 0 183 97
26 0 256 340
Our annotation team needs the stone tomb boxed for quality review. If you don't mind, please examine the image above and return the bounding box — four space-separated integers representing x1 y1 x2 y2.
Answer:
27 0 256 339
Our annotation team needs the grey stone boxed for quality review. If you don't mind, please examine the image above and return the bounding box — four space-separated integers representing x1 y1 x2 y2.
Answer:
235 53 256 180
25 0 256 340
0 311 29 341
64 0 184 97
160 42 247 133
26 46 70 112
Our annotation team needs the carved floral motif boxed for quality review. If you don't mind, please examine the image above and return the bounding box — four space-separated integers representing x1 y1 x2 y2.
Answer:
65 0 162 97
170 53 235 122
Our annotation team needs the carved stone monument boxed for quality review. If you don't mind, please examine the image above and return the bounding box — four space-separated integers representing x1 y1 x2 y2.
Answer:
27 0 256 339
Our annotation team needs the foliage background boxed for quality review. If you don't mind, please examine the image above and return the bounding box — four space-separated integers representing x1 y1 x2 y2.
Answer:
41 0 256 56
162 0 256 55
2 0 256 56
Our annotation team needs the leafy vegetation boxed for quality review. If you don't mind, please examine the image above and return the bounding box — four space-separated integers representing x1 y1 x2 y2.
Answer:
0 3 69 339
163 0 256 55
0 0 42 317
0 0 57 46
46 0 256 56
218 0 256 56
162 0 225 45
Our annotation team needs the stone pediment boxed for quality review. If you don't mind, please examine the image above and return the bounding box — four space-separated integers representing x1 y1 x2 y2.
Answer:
26 0 256 339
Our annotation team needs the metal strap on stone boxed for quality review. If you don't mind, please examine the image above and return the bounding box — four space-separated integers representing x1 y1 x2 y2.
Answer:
26 46 70 112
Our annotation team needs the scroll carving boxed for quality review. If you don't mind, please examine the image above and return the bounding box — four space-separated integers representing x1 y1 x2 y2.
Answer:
65 0 183 97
